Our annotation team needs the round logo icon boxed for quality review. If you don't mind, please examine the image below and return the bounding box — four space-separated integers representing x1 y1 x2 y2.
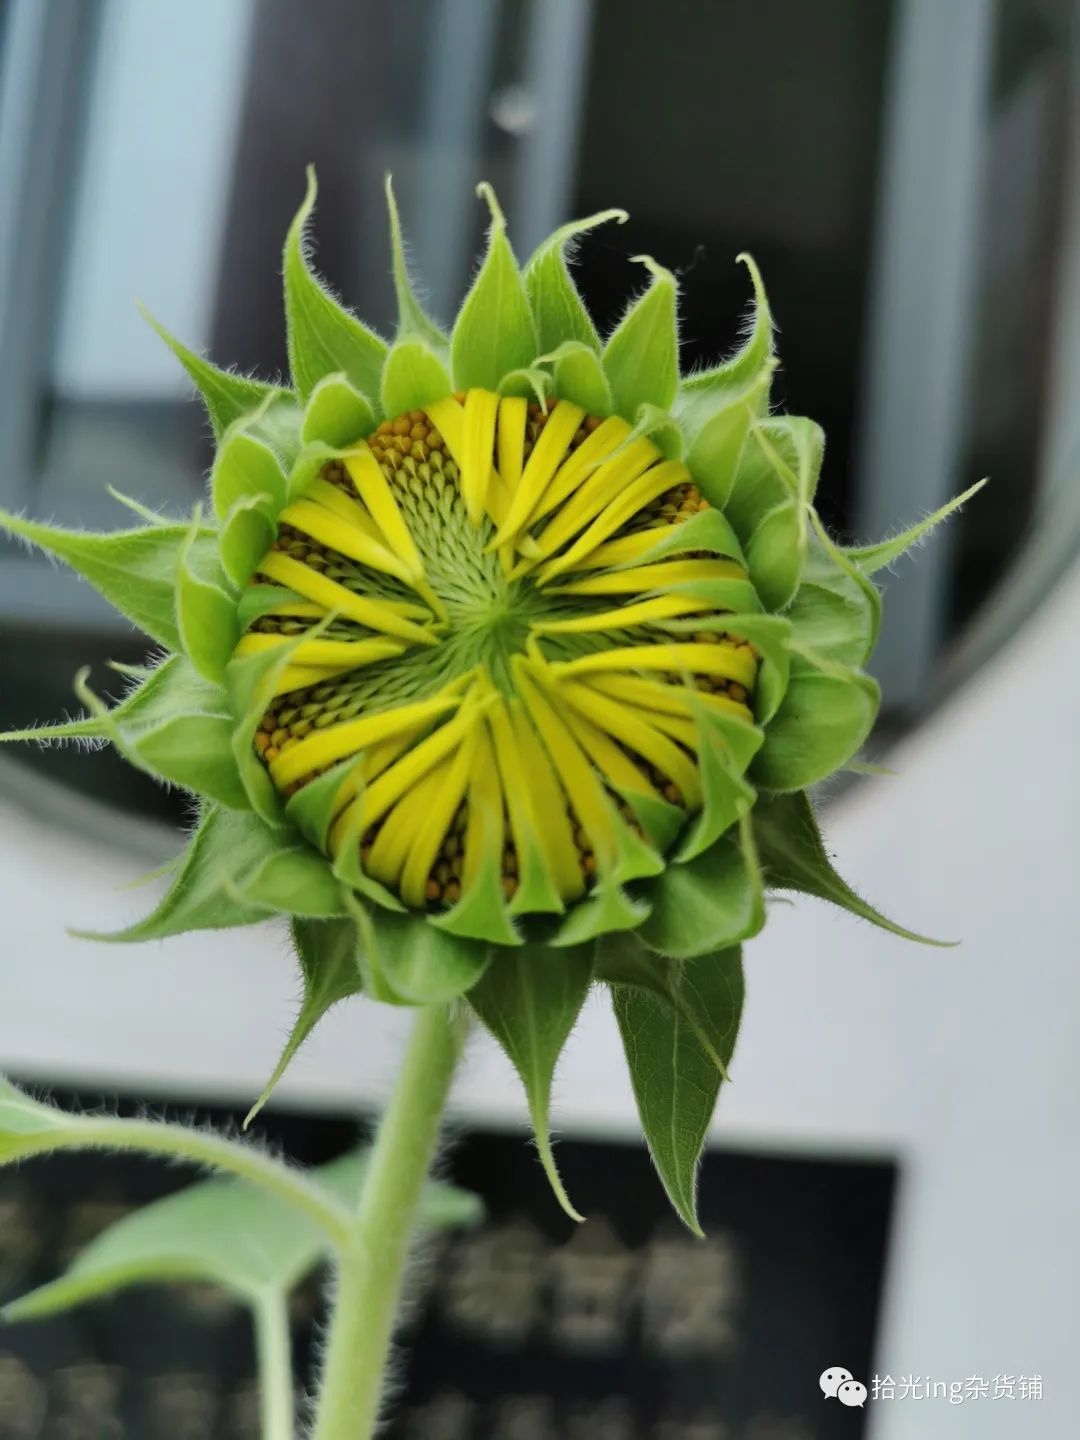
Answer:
819 1368 853 1398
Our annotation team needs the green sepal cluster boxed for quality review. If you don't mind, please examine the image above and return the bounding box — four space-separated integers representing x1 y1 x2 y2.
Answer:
0 172 979 1229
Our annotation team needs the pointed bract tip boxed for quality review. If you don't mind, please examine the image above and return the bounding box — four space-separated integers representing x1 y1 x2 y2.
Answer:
475 181 507 232
383 172 401 231
536 1137 586 1223
135 299 179 349
291 166 318 229
629 254 676 288
734 251 766 288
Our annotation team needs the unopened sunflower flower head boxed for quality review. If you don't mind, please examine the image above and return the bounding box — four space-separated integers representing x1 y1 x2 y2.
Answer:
1 172 978 1228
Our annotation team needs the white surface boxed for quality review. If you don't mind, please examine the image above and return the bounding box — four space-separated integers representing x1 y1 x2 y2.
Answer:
2 561 1078 1436
51 0 255 399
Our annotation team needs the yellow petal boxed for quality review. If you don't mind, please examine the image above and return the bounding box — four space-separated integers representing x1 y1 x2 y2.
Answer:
524 415 630 528
553 529 668 573
278 498 413 583
269 692 463 789
488 697 583 904
424 395 465 465
461 388 500 525
532 435 660 561
236 632 407 670
551 698 662 801
257 552 438 645
256 599 326 620
461 719 506 893
496 396 527 498
586 671 754 725
291 637 407 669
272 664 343 697
491 399 585 546
580 672 693 715
301 477 385 540
537 458 690 582
547 558 746 596
358 700 481 830
531 593 711 635
551 641 758 688
344 445 425 578
366 765 447 889
554 677 701 806
399 727 478 906
514 659 619 870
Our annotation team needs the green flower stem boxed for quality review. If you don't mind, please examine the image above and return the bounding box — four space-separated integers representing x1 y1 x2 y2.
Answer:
254 1293 296 1440
313 1004 463 1440
22 1116 351 1249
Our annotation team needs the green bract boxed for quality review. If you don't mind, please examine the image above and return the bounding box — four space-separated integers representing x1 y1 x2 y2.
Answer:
1 171 978 1227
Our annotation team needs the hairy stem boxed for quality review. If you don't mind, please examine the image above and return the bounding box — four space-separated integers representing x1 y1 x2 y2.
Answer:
254 1293 296 1440
25 1116 352 1248
312 1004 462 1440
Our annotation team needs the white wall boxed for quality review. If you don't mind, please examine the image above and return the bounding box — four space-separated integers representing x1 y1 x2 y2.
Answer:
51 0 255 400
2 558 1078 1436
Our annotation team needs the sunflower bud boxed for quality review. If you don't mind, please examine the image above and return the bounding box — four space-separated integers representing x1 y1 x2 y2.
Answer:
0 170 980 1227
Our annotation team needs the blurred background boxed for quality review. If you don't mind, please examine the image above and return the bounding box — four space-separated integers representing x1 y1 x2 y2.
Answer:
0 0 1077 1436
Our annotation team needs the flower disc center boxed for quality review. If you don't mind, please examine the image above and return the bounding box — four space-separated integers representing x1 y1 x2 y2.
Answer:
239 391 760 923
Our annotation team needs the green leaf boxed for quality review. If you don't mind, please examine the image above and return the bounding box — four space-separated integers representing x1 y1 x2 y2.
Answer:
753 666 879 791
0 511 214 652
284 759 407 915
210 412 288 523
219 493 277 588
450 183 536 391
786 537 880 670
752 790 951 944
246 919 363 1126
3 1149 478 1322
468 943 595 1221
226 633 315 826
536 339 612 414
75 806 342 944
524 208 627 354
676 705 759 861
724 416 823 611
239 840 348 920
845 478 988 575
598 939 741 1078
380 339 452 417
175 514 240 684
497 366 552 405
626 505 746 568
602 255 678 420
610 946 744 1233
74 806 265 941
551 876 650 948
682 367 772 511
138 302 284 441
384 174 448 349
355 908 491 1005
246 393 305 470
284 167 388 404
639 825 763 959
301 374 376 448
658 611 790 732
624 401 684 460
1 656 248 810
